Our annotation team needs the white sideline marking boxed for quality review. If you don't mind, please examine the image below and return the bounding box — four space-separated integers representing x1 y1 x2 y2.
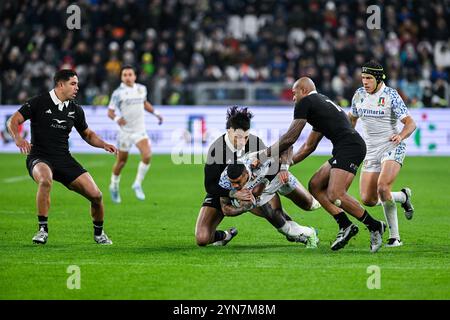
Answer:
2 175 29 183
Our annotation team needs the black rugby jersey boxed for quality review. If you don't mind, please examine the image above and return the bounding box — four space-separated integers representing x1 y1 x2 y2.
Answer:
204 133 265 197
18 91 88 157
294 92 357 145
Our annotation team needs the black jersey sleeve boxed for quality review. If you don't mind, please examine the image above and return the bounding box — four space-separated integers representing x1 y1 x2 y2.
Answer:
74 104 88 134
17 100 36 120
204 163 230 197
293 97 310 120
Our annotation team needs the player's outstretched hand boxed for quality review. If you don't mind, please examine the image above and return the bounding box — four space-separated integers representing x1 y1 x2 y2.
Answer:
104 143 118 154
16 138 32 154
278 170 289 184
390 134 402 145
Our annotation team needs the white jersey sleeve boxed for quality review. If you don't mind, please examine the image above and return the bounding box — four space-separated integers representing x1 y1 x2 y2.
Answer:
390 89 409 121
108 89 121 111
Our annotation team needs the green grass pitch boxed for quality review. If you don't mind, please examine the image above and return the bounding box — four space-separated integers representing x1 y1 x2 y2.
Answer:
0 153 449 300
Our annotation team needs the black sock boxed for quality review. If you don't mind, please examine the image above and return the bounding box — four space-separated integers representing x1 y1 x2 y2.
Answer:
38 215 48 232
213 230 226 242
357 210 381 232
333 212 352 229
93 221 104 236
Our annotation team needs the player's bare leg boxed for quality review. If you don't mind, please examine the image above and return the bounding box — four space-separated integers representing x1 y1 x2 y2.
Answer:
110 150 128 203
328 167 385 252
195 206 227 246
132 138 151 200
308 162 342 215
31 162 53 244
360 171 380 206
284 183 320 211
69 172 112 244
327 168 364 218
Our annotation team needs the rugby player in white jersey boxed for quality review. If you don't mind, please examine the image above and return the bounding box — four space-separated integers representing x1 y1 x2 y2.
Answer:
218 155 319 248
107 66 163 203
348 61 416 247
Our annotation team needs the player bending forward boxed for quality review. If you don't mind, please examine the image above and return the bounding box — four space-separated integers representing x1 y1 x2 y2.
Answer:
218 157 319 248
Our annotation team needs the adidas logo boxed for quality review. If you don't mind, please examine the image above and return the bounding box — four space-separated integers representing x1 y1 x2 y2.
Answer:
332 159 337 164
68 111 75 118
45 109 52 114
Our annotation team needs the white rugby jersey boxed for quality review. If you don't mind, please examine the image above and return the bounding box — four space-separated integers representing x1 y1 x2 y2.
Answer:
351 83 409 151
108 83 148 133
219 155 278 206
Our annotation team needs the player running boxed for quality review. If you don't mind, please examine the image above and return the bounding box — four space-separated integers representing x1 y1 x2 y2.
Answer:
348 60 416 247
108 65 163 203
260 77 387 253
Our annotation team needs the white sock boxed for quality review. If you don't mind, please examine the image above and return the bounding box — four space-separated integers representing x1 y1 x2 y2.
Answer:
278 221 313 237
134 161 150 186
110 174 120 189
309 197 321 211
376 192 406 206
391 191 406 204
382 199 400 239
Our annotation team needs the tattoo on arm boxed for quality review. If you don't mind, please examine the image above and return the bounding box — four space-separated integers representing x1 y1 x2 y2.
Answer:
220 197 254 216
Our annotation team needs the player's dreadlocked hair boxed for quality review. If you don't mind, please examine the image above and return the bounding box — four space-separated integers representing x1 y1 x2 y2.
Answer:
227 163 247 179
226 106 253 131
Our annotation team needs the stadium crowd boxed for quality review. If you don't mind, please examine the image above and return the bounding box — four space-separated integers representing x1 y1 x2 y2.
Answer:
0 0 449 107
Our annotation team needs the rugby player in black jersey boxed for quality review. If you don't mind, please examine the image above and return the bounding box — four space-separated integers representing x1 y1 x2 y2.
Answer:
261 77 386 253
7 70 117 245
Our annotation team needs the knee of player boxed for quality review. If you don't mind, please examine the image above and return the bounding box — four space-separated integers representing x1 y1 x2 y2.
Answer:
91 190 103 204
195 232 211 247
326 189 342 204
118 159 127 167
377 183 391 199
38 177 53 189
142 155 151 164
308 180 319 195
361 194 377 206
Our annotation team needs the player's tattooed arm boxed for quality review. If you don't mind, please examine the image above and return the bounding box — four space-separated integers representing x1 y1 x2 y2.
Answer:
220 197 255 216
292 130 323 165
265 119 307 159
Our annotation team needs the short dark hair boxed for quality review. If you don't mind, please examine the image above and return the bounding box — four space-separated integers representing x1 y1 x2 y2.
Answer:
226 106 253 131
120 65 136 75
54 69 77 85
227 163 246 180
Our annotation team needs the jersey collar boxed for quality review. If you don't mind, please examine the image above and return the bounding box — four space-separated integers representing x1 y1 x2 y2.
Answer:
368 83 386 96
120 82 136 89
225 133 244 157
49 89 69 111
308 90 318 95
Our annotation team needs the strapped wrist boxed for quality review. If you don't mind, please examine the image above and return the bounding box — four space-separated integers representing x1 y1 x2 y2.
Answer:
280 164 290 171
113 116 121 123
